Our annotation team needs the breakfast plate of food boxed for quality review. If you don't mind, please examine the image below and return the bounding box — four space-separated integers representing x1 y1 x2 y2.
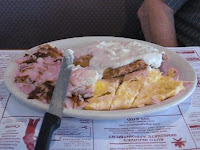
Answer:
4 36 197 119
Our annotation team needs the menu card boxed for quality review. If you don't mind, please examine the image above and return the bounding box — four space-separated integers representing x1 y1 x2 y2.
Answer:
0 47 199 150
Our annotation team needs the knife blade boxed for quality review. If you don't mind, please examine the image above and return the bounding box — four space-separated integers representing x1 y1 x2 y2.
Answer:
35 49 74 150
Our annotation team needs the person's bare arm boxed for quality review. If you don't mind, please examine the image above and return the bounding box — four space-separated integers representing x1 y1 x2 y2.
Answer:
137 0 178 47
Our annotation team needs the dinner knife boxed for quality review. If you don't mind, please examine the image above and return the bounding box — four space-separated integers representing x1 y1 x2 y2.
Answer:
35 50 74 150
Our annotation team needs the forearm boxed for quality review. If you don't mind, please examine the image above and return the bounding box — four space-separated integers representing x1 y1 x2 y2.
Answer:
137 0 178 47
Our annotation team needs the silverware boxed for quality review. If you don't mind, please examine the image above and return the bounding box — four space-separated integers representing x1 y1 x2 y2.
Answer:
35 50 74 150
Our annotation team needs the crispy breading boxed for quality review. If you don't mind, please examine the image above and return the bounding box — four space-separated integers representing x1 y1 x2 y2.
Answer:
74 55 148 79
103 60 147 79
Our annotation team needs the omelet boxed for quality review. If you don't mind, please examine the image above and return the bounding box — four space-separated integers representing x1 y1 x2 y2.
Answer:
111 69 162 110
132 75 184 108
83 69 184 110
110 80 143 110
83 78 120 110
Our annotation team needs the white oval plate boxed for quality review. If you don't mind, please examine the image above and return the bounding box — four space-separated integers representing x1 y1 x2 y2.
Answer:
4 36 197 119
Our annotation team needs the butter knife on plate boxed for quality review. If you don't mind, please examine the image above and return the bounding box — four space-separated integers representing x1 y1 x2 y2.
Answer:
35 49 74 150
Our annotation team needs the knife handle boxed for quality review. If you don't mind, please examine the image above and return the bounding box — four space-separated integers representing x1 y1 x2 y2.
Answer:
34 112 61 150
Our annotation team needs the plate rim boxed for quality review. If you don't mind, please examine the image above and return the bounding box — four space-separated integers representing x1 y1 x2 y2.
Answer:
4 36 197 119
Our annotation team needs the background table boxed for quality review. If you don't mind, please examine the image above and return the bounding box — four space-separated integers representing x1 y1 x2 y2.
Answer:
0 47 200 150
